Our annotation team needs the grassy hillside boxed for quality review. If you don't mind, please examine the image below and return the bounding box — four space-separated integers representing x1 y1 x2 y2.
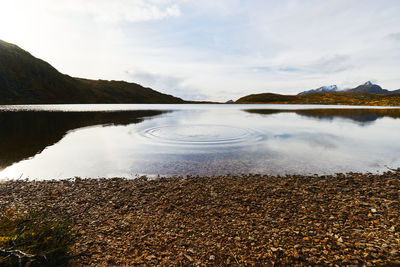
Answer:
0 40 184 104
236 92 400 106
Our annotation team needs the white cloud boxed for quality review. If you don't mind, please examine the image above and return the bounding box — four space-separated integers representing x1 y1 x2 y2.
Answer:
301 55 353 74
1 0 400 101
1 0 181 24
126 70 207 100
75 0 182 22
388 32 400 41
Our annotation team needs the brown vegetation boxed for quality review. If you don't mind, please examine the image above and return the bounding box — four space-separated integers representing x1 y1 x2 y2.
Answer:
236 92 400 106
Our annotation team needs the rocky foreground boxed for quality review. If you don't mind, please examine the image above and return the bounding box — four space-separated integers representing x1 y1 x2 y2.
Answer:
1 171 399 266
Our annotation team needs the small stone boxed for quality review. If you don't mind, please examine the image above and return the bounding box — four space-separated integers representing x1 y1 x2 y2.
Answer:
209 255 215 261
184 254 193 262
371 208 377 213
293 250 300 259
145 255 156 261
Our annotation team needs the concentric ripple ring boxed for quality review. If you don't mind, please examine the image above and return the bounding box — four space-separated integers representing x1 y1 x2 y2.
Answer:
139 124 264 146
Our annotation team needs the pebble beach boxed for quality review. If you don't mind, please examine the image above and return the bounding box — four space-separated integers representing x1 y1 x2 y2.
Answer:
1 171 399 266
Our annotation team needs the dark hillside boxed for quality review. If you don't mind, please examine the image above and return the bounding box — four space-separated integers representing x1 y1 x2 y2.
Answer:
0 40 184 104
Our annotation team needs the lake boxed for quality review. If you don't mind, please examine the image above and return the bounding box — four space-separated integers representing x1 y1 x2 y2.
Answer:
1 104 400 180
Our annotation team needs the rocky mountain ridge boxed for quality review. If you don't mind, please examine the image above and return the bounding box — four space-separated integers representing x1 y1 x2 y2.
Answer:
299 81 400 95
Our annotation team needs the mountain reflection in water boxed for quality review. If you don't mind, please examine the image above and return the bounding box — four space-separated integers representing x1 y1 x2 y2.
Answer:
1 105 400 179
244 108 400 125
0 110 166 170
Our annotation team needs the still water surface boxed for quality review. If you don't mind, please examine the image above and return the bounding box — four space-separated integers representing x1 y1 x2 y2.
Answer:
1 104 400 179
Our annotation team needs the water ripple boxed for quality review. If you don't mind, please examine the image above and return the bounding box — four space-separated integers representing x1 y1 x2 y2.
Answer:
139 124 264 146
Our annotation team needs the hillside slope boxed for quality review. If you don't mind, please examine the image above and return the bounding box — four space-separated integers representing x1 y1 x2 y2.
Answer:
236 92 400 106
0 40 184 104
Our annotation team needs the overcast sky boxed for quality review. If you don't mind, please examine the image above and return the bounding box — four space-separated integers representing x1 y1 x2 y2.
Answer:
1 0 400 101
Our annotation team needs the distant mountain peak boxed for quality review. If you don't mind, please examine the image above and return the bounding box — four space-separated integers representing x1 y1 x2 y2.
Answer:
298 85 338 95
364 81 374 86
321 85 338 91
346 81 386 94
298 81 400 96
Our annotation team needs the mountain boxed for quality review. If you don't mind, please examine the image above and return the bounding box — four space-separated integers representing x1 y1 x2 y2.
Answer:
345 81 400 94
346 81 389 94
0 39 185 104
298 85 338 95
298 81 400 95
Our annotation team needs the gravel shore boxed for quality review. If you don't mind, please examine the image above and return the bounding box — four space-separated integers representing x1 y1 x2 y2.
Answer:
1 171 399 266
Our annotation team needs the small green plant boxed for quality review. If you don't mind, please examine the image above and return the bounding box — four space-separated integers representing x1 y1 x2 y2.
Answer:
0 207 75 266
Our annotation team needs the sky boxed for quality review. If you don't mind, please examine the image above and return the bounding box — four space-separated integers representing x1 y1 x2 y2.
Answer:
1 0 400 101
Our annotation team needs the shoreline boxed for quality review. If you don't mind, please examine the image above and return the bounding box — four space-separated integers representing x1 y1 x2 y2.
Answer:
1 171 399 265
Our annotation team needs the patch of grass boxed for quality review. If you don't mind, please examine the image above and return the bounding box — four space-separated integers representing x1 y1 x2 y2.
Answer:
0 207 75 266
